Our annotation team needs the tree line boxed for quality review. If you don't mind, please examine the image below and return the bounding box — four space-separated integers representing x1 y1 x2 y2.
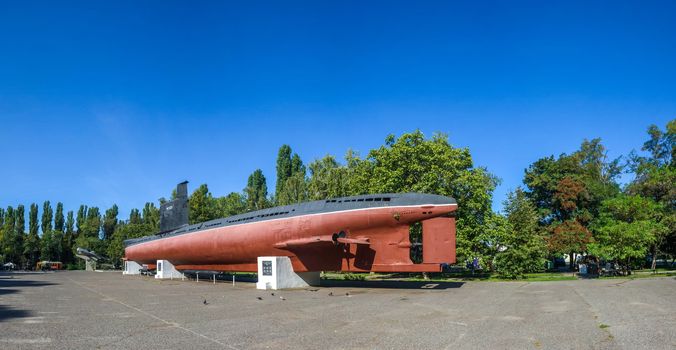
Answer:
1 120 673 277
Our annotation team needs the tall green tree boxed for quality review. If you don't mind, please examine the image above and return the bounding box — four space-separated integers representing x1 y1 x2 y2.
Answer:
627 120 675 268
74 207 102 257
217 192 247 217
307 155 349 200
28 204 39 238
41 201 53 234
189 184 219 224
142 203 159 230
129 208 142 225
589 195 665 273
1 207 16 263
40 229 54 261
277 172 308 205
275 145 293 201
54 202 64 232
63 211 75 264
275 145 307 205
107 221 154 268
102 205 119 241
524 139 621 269
84 207 101 239
24 203 41 267
245 169 269 211
13 205 26 265
340 131 499 264
495 188 547 278
76 205 87 236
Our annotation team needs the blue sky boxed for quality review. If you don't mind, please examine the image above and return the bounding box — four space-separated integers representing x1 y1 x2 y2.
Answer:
1 1 674 220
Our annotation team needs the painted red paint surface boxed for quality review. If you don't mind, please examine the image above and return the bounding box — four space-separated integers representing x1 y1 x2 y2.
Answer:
125 203 457 272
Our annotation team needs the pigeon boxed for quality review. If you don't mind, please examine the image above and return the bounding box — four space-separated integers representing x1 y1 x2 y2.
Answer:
328 292 333 296
279 296 286 301
256 296 263 300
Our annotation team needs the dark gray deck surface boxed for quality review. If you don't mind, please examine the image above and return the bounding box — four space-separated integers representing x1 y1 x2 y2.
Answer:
1 271 674 349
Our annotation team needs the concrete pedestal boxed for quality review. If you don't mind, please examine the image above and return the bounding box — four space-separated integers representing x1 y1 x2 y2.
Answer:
85 260 97 271
155 260 184 279
123 260 142 275
256 256 320 290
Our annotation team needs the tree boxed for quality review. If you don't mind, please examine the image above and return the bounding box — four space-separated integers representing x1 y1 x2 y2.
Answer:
74 207 102 261
277 172 308 205
142 203 160 230
76 205 88 236
41 201 53 234
245 169 269 211
217 192 247 217
307 155 349 200
589 195 665 273
84 207 101 239
189 184 218 224
524 139 621 269
63 211 75 264
339 131 499 264
13 205 26 266
102 205 119 241
1 207 16 263
275 145 307 205
24 203 41 267
51 202 65 262
40 229 53 261
494 188 547 279
627 120 675 268
54 202 64 232
107 221 155 268
129 209 142 225
275 145 293 201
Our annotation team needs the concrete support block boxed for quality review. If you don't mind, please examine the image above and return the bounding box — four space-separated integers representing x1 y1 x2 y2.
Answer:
256 256 320 290
85 260 97 271
123 260 142 275
155 260 184 279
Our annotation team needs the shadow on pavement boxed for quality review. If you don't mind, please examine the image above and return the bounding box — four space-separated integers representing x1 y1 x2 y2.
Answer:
0 304 33 322
320 279 464 289
0 272 56 322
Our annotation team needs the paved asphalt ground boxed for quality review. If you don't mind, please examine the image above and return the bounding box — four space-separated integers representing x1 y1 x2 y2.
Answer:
0 271 674 349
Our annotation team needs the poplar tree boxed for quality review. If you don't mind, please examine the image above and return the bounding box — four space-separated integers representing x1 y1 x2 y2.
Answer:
129 209 142 225
41 201 53 234
63 211 75 263
14 205 26 264
275 145 307 205
29 204 39 238
142 202 159 230
245 169 269 211
24 203 41 267
1 207 15 263
54 202 65 232
189 185 218 224
76 205 87 236
275 145 293 200
217 192 247 217
102 205 119 241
